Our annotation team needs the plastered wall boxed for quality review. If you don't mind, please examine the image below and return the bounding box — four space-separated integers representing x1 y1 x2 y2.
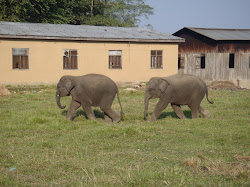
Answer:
0 39 178 85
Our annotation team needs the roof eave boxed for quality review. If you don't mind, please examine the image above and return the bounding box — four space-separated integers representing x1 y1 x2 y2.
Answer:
0 34 185 43
175 27 250 41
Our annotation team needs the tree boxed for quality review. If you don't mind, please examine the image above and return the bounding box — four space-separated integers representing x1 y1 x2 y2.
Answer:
108 0 153 27
0 0 72 23
0 0 153 27
83 0 153 27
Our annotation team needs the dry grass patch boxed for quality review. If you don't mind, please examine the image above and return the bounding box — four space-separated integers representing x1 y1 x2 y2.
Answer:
0 85 11 96
183 154 250 180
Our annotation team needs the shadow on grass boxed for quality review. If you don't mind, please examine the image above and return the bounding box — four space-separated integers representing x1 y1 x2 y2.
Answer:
158 110 192 119
61 109 104 120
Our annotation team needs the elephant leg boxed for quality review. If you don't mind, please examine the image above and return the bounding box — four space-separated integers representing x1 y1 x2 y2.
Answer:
101 106 120 123
188 105 199 118
191 109 199 118
199 106 211 118
66 100 81 120
104 112 112 123
82 105 96 120
149 99 169 122
171 104 186 119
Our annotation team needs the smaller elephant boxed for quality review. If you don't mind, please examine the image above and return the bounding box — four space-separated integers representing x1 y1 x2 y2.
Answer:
56 74 124 122
144 74 213 122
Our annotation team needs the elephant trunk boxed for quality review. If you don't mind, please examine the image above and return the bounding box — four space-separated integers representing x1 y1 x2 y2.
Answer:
144 91 150 120
56 90 66 109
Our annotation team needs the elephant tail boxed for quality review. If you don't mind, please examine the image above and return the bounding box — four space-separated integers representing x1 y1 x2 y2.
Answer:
117 90 124 120
205 87 214 104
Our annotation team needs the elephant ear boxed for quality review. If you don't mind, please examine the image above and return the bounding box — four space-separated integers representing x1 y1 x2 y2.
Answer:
64 78 74 92
159 79 169 93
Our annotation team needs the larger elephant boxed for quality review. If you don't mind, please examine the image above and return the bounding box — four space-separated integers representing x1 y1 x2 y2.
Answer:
144 74 213 122
56 74 124 122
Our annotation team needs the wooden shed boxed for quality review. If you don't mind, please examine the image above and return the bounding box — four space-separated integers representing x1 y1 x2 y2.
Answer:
173 27 250 88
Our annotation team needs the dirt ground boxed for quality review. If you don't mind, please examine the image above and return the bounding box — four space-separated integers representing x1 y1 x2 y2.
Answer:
121 80 244 91
0 81 245 96
0 85 11 96
208 81 239 90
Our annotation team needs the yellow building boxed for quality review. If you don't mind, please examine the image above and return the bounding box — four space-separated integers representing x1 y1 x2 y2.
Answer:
0 22 184 85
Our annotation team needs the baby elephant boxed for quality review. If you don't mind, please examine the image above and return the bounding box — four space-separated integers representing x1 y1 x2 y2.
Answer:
144 74 213 122
56 74 124 122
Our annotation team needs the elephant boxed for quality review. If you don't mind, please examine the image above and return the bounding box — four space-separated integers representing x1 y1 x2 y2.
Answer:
56 74 124 122
144 74 213 122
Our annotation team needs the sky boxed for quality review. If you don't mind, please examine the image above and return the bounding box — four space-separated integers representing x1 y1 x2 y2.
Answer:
140 0 250 34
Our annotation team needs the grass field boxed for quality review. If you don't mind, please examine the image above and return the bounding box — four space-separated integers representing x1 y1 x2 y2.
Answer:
0 86 249 186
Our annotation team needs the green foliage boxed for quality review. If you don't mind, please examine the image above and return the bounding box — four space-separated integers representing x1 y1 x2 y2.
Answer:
0 0 153 27
0 86 249 186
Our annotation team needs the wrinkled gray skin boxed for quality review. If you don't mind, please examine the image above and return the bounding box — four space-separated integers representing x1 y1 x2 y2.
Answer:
144 74 213 122
56 74 124 122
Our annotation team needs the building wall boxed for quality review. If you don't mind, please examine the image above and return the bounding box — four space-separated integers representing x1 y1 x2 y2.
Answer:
0 39 179 85
177 33 217 53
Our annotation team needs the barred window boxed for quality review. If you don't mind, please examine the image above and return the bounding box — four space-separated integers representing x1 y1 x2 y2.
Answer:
12 48 29 69
63 49 78 69
109 50 122 69
151 50 162 69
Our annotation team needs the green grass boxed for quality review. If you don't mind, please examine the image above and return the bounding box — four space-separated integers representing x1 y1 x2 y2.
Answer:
0 86 249 186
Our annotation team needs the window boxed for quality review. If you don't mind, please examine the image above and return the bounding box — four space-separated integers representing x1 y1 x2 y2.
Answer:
151 50 162 69
12 48 29 69
109 50 122 69
195 54 205 69
178 55 184 69
201 55 205 69
229 53 234 68
63 49 78 69
249 55 250 68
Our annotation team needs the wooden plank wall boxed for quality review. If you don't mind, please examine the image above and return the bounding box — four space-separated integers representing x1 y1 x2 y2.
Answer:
178 52 250 83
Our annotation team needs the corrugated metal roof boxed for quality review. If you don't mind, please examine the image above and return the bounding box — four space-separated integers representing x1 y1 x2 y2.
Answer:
186 27 250 41
0 21 184 43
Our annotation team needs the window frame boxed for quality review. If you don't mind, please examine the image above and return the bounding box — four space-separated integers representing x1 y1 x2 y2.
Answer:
109 50 122 69
63 49 78 70
12 48 29 70
151 50 163 69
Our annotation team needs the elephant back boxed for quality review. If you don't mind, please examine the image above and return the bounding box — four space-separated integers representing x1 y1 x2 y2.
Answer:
161 74 205 90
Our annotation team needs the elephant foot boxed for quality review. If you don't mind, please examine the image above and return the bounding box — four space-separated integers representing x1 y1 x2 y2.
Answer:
112 117 121 123
87 117 96 120
104 115 112 123
66 116 74 120
148 119 156 123
179 116 186 119
199 106 211 119
176 114 186 119
148 115 157 122
203 111 211 118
